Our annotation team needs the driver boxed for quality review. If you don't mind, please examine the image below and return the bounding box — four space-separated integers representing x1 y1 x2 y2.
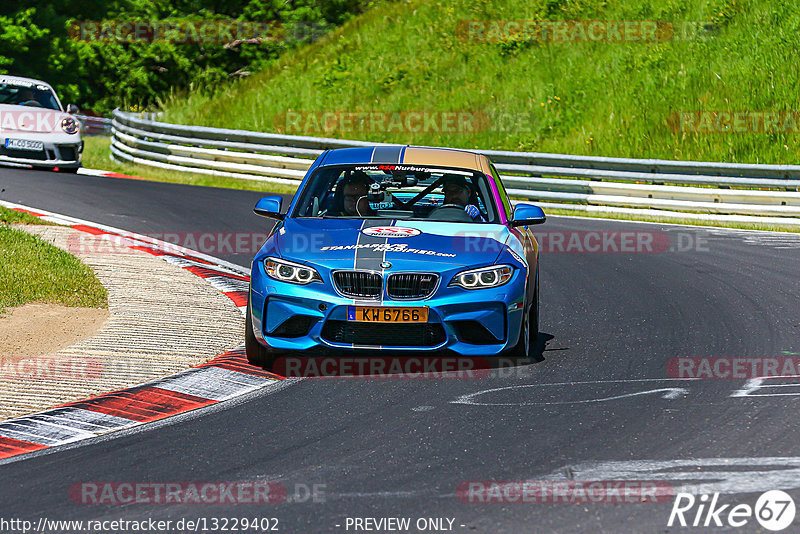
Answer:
16 88 40 107
340 172 375 217
442 175 486 222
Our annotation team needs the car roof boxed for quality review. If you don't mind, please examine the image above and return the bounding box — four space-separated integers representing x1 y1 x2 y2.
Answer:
317 146 491 173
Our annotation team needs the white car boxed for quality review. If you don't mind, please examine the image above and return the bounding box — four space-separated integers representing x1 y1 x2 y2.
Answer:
0 75 83 173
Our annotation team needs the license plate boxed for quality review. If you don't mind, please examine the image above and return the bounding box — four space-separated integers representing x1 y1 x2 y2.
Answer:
5 139 44 151
347 306 428 323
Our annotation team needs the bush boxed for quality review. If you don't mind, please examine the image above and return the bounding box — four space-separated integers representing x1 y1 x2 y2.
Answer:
0 0 371 114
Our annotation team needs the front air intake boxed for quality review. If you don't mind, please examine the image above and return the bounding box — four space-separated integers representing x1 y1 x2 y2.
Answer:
333 271 382 299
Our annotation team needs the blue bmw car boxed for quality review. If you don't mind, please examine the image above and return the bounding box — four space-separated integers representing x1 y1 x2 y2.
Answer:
246 146 545 368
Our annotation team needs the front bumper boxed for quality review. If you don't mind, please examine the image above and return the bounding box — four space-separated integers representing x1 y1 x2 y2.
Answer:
0 135 83 169
249 261 527 357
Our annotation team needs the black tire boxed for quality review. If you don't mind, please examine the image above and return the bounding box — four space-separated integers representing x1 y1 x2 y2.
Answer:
531 267 539 344
509 267 539 358
245 297 278 368
56 166 80 174
509 302 531 359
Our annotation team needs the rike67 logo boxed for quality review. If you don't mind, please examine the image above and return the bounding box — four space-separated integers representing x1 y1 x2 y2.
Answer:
668 490 796 531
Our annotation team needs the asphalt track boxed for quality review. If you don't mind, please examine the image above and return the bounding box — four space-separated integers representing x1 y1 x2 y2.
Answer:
2 167 800 533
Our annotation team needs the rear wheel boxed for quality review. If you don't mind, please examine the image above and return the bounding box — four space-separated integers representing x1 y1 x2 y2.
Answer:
245 296 278 368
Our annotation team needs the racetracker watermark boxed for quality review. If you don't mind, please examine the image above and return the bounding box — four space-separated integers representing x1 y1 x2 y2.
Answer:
273 357 491 378
1 357 225 383
456 481 674 503
69 482 297 504
450 230 707 255
536 230 669 253
667 357 800 379
71 230 712 257
669 111 800 134
273 110 491 135
68 20 300 44
0 110 66 133
0 356 103 381
456 20 713 43
65 232 268 256
535 231 708 254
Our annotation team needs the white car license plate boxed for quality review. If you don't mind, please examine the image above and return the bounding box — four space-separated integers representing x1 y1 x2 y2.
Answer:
5 139 44 151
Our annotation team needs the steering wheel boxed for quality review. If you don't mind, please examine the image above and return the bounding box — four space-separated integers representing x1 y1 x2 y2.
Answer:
427 204 473 222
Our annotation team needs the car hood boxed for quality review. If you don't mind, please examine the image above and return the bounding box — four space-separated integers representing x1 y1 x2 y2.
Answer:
275 218 511 269
0 104 69 133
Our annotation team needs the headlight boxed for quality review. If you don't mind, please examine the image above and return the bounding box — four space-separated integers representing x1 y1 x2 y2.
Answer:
61 117 79 135
264 257 322 285
450 265 514 290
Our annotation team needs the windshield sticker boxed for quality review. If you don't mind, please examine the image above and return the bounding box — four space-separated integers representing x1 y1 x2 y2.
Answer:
321 243 455 258
354 165 472 176
0 79 34 87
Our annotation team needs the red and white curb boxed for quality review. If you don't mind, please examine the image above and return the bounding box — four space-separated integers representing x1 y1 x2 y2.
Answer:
77 167 146 181
0 200 283 462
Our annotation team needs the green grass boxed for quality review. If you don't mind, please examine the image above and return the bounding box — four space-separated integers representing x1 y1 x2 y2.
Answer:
0 225 108 315
81 136 298 194
155 0 800 165
0 206 52 225
83 1 800 232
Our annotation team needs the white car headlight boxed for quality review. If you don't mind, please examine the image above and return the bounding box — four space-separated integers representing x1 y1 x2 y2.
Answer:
450 265 514 290
265 257 322 285
61 117 79 135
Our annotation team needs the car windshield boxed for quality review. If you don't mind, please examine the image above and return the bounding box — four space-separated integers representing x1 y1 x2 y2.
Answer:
0 82 61 110
292 164 499 223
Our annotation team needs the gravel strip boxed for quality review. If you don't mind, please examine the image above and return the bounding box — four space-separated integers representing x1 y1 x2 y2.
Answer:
0 225 244 420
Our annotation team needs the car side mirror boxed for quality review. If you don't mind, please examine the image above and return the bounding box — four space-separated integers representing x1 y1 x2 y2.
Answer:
510 203 546 226
254 196 284 220
66 104 79 115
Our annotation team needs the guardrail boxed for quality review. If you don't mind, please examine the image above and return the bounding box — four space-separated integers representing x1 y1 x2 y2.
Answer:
111 109 800 224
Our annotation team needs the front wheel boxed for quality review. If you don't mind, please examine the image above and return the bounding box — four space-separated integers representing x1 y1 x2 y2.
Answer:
245 297 278 368
531 268 539 344
509 268 539 358
509 305 531 358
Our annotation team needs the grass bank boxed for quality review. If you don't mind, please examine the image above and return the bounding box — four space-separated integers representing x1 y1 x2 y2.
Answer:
0 208 107 315
157 0 800 164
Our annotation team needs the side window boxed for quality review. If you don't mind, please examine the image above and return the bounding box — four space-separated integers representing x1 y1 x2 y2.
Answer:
294 169 338 216
472 175 497 222
489 163 513 220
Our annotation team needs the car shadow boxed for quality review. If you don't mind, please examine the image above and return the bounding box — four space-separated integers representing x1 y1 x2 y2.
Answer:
481 332 554 371
259 332 558 378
